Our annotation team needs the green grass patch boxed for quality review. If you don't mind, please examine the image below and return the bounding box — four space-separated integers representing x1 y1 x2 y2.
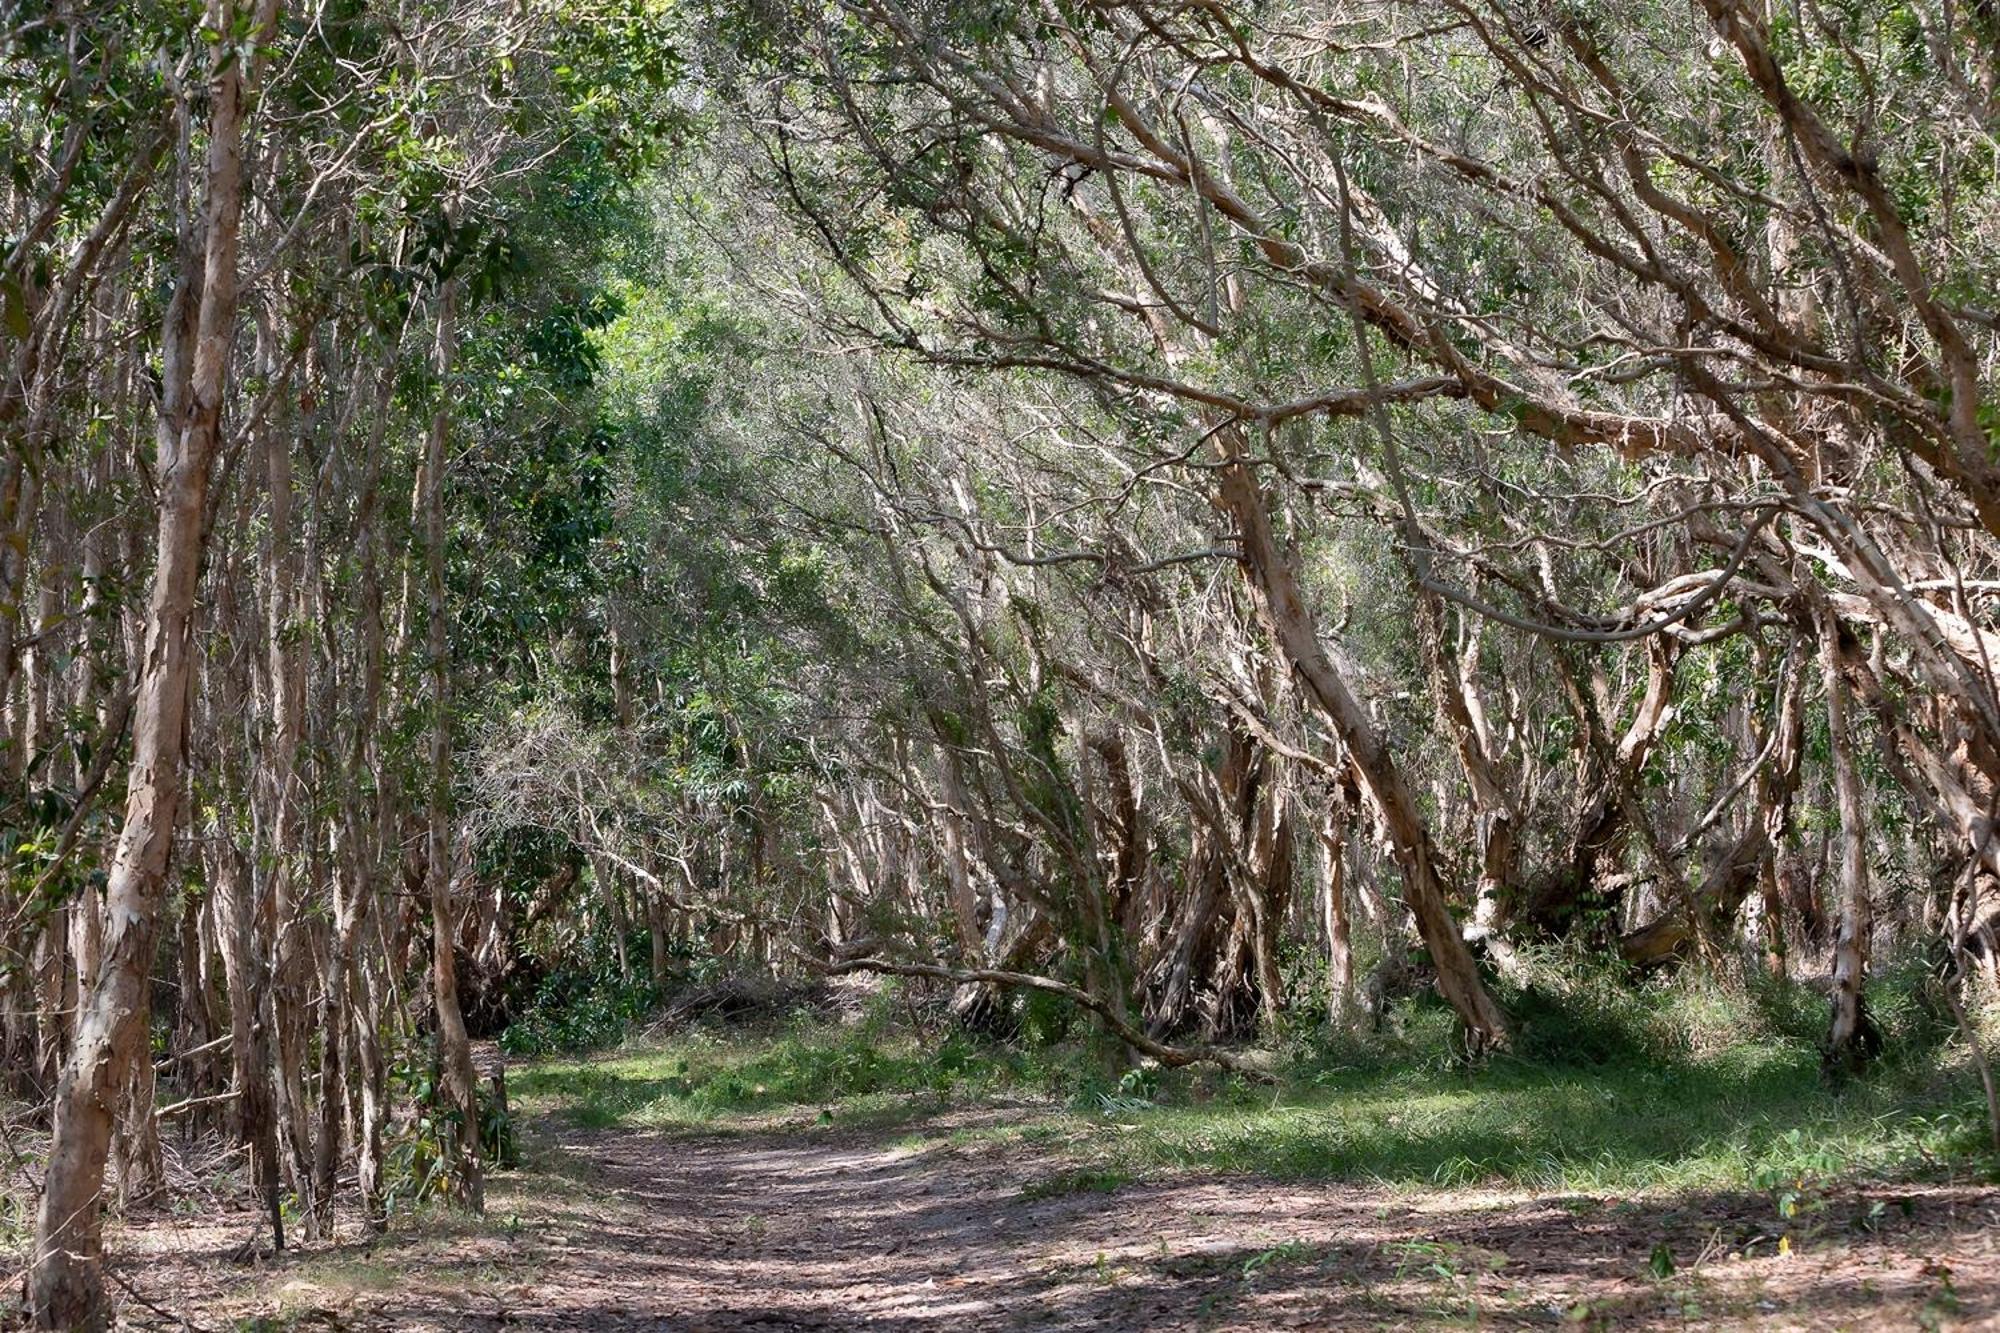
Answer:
1018 1166 1133 1200
515 1014 1990 1196
1058 1047 1986 1193
511 1020 1051 1130
510 961 1996 1201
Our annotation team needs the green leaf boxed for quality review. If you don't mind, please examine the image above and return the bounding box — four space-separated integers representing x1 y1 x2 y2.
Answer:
1648 1241 1676 1279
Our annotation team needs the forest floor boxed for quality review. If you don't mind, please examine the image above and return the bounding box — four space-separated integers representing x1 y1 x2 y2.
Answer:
45 1013 2000 1332
72 1097 2000 1331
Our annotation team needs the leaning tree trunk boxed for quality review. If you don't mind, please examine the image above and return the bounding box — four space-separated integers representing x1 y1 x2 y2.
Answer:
1214 430 1509 1050
29 3 274 1321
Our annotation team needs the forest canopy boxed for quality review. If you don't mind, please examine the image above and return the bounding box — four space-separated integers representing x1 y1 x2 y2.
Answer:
4 0 2000 1326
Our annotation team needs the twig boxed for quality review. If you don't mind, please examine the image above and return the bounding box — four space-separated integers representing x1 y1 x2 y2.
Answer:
157 1089 241 1120
106 1264 210 1333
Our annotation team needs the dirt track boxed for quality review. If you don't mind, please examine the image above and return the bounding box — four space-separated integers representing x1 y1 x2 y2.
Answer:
98 1108 2000 1330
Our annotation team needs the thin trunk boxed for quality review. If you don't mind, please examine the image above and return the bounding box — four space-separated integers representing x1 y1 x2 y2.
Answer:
259 325 315 1224
1320 778 1357 1025
1414 591 1517 960
214 838 283 1251
113 1042 163 1209
1823 610 1876 1074
424 282 483 1212
1239 762 1291 1034
349 362 395 1231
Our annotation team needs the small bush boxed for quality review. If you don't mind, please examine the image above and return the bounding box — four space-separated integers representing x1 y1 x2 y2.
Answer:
1867 946 1962 1062
1020 988 1080 1046
1019 1167 1132 1200
499 939 665 1056
379 1037 519 1212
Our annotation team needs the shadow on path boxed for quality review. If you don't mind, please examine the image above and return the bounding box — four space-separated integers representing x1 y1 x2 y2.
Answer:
355 1109 2000 1332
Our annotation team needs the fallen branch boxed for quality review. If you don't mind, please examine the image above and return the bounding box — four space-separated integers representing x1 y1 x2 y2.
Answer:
157 1089 239 1120
819 956 1276 1078
155 1033 231 1073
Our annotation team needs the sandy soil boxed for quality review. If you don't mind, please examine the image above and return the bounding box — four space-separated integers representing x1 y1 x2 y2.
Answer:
55 1106 2000 1331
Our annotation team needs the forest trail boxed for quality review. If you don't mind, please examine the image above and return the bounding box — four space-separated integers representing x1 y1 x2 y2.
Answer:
130 1108 2000 1331
18 0 2000 1325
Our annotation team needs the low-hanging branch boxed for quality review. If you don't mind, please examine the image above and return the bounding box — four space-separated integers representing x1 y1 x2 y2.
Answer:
817 956 1277 1078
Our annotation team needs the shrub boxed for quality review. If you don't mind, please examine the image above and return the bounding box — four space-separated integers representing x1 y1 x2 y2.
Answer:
499 935 665 1056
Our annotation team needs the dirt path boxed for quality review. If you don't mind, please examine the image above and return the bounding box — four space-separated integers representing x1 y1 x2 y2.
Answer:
104 1111 2000 1329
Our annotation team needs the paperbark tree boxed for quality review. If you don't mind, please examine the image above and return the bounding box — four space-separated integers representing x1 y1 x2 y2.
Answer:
30 0 280 1321
423 280 485 1212
1822 607 1877 1074
1214 431 1509 1050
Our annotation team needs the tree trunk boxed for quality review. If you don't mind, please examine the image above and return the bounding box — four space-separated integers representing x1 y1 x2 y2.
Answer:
352 950 390 1232
170 888 224 1112
1214 430 1508 1050
309 920 348 1234
349 362 395 1232
113 1043 164 1210
1319 779 1357 1025
213 838 283 1252
258 322 316 1225
423 281 483 1212
29 3 275 1318
1822 610 1876 1074
1145 724 1251 1033
1414 591 1517 961
1240 763 1292 1034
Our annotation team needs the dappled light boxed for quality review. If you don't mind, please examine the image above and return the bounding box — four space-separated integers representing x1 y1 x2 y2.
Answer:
5 0 2000 1327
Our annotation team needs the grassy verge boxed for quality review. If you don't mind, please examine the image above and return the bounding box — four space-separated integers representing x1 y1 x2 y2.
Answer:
510 1020 1048 1131
962 1048 1983 1194
509 970 1996 1199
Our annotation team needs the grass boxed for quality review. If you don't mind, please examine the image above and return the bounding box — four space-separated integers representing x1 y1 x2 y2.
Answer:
1005 1047 1982 1194
511 1020 1046 1131
509 961 1997 1202
1018 1166 1135 1200
224 1139 607 1330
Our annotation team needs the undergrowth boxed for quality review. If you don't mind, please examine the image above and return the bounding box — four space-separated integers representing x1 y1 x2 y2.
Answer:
497 930 676 1056
509 953 1998 1199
